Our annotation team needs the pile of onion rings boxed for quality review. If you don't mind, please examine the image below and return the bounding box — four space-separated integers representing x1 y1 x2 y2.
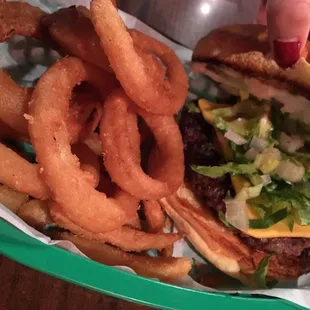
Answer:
0 0 190 282
90 0 189 115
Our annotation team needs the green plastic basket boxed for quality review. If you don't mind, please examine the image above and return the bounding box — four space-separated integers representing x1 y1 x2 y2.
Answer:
0 220 306 310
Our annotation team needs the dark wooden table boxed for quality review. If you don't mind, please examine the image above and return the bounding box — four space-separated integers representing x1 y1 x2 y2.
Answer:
0 1 261 309
0 255 149 310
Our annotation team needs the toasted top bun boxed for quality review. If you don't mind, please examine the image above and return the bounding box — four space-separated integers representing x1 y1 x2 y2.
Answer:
192 24 310 97
159 185 307 284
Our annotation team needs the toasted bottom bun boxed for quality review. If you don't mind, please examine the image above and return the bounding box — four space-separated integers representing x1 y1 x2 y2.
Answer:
159 185 307 284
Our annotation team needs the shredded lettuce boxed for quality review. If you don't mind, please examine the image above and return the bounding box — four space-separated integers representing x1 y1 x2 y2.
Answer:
236 184 263 201
212 106 235 118
226 99 268 119
248 174 264 186
254 255 278 289
229 143 250 164
248 182 310 226
195 97 310 229
276 188 310 226
186 102 200 113
285 214 295 232
191 163 257 178
218 211 236 230
271 101 310 141
210 98 266 119
214 116 249 137
290 151 310 168
249 208 289 229
249 204 267 219
214 114 274 148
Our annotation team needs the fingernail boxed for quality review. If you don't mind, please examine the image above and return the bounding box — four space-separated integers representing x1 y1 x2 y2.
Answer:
273 40 301 68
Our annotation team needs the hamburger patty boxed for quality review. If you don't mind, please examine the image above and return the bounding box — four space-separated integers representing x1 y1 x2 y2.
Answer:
180 106 310 266
241 235 310 258
180 108 230 212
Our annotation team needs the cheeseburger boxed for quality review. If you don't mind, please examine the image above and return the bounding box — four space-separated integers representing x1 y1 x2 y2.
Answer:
160 24 310 286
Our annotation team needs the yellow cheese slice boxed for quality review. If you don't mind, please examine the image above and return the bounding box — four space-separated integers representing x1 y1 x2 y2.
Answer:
198 99 230 123
246 216 310 238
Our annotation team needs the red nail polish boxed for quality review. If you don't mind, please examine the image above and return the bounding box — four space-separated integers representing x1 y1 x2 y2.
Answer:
273 40 301 68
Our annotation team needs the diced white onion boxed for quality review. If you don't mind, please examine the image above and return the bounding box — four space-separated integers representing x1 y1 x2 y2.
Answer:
275 160 305 183
260 174 271 185
250 136 268 152
225 200 249 231
224 130 247 145
258 116 272 139
279 132 304 154
254 148 281 174
245 147 260 161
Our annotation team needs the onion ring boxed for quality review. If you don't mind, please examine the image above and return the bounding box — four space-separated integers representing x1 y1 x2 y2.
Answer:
67 86 103 143
0 69 33 136
96 172 141 229
0 69 104 142
138 118 153 145
0 140 100 200
0 2 48 42
96 172 116 196
59 232 191 282
82 132 102 157
160 245 174 258
144 200 175 257
90 0 188 115
101 89 184 200
0 142 50 199
147 144 185 196
144 200 165 234
0 120 23 140
43 5 162 76
50 201 180 252
125 213 141 230
42 6 112 72
29 57 133 233
71 143 101 188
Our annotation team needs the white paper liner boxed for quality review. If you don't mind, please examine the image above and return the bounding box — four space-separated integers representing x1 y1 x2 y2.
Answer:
0 1 310 308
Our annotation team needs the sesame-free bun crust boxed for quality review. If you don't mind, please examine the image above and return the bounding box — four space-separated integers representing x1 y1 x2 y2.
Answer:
159 185 308 284
192 24 310 95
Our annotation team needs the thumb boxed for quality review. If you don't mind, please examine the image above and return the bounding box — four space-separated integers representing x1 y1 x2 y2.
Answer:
267 0 310 67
